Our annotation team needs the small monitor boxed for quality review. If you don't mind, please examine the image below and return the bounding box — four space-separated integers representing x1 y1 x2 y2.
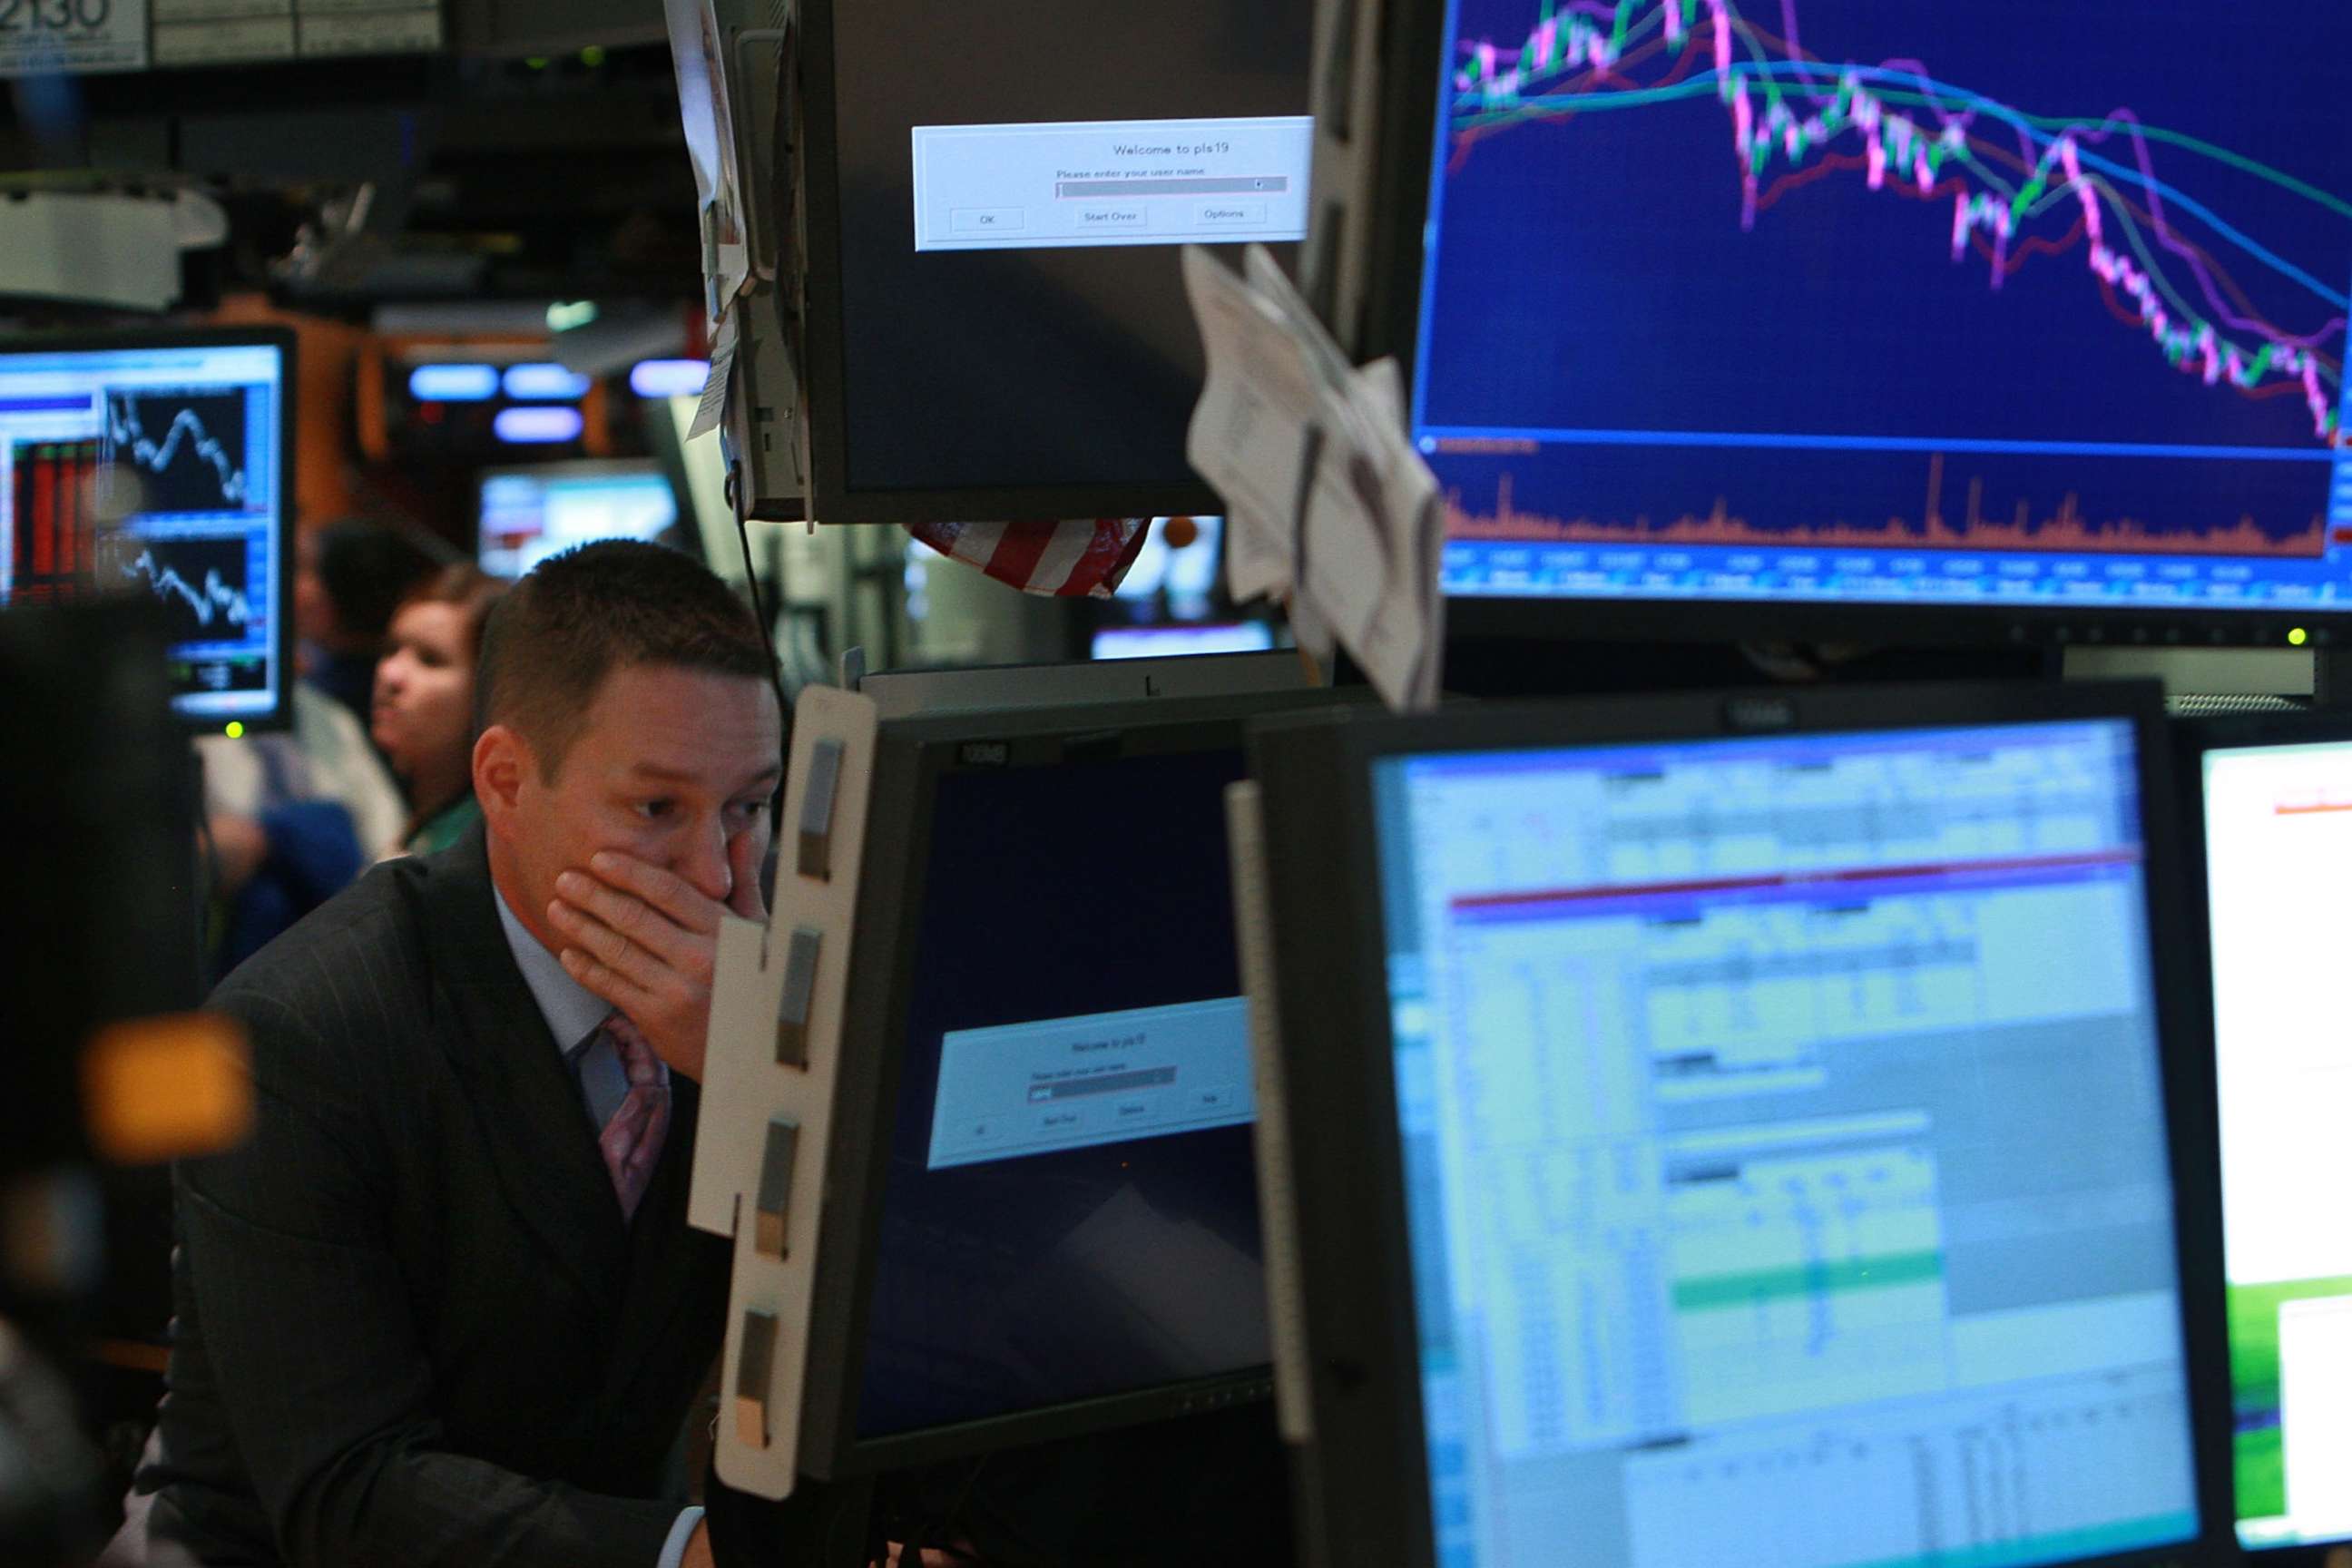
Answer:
796 0 1314 521
2187 712 2352 1551
1246 684 2221 1568
799 690 1343 1473
1115 515 1228 619
1358 1 2352 646
0 328 295 731
475 461 682 579
1093 622 1276 662
861 649 1312 721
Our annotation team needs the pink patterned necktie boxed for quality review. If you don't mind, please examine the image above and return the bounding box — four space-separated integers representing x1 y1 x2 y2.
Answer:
593 1013 671 1222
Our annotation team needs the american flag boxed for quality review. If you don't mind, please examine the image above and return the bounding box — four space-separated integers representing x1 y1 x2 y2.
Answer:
902 518 1150 598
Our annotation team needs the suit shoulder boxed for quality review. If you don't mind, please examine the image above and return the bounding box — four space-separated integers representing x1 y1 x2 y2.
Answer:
210 855 436 1044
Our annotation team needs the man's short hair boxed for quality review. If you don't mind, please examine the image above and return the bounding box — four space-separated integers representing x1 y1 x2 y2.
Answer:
476 541 774 779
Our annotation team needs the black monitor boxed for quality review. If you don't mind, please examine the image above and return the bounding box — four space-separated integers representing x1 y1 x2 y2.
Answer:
2180 709 2352 1554
795 0 1314 523
797 689 1344 1474
0 328 296 733
1243 682 2231 1568
1354 0 2352 649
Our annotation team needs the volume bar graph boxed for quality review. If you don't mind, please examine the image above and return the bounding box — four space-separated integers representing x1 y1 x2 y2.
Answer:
1451 461 2328 557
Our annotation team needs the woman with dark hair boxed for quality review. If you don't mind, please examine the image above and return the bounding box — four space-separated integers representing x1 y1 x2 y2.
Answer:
372 564 507 856
296 517 440 728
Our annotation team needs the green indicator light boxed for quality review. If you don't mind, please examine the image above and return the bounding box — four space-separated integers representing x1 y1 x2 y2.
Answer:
224 721 246 740
2289 628 2310 647
581 45 606 67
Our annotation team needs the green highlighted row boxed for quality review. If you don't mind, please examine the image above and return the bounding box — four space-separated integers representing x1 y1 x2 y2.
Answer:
1674 1248 1945 1310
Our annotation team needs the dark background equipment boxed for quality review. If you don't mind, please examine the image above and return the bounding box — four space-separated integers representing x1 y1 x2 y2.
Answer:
0 598 209 1568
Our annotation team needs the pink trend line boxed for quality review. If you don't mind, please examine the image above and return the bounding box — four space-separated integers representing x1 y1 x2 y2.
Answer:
1453 0 2345 440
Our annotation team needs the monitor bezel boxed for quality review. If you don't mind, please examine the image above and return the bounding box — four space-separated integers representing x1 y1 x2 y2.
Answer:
2176 707 2352 1563
797 688 1350 1478
796 0 1240 525
473 456 684 574
1353 2 2347 652
0 324 299 735
1249 680 2235 1568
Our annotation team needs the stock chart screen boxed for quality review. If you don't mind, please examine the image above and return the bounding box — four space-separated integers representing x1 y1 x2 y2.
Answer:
0 339 287 727
1412 0 2352 622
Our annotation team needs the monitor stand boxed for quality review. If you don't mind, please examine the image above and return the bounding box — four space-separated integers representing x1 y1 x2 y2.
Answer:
1437 637 2052 701
1434 636 2350 710
2060 648 2334 713
2323 648 2352 708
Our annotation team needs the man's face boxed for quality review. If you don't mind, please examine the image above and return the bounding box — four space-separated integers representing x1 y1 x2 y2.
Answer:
494 663 782 952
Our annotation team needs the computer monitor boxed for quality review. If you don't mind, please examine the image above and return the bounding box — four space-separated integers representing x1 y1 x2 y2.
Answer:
795 0 1315 522
1359 1 2352 648
0 328 295 732
795 689 1345 1475
1115 516 1229 620
1093 622 1278 662
475 461 684 579
860 649 1312 721
2183 710 2352 1553
1243 683 2230 1568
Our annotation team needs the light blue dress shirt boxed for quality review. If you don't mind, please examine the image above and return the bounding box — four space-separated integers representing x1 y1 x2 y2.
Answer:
492 887 701 1568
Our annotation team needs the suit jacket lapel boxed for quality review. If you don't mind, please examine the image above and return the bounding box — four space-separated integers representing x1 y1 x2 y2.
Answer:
417 828 630 1311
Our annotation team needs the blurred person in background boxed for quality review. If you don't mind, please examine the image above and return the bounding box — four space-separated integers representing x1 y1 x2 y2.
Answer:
294 517 438 730
198 518 453 977
372 564 506 856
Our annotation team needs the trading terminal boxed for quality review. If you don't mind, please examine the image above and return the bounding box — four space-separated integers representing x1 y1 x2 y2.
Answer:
5 3 2352 1567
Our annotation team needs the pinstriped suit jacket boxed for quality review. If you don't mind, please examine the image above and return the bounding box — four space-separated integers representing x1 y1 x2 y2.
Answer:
139 827 730 1568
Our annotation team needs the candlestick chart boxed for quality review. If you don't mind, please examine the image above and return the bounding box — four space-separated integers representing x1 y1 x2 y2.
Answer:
1416 0 2352 595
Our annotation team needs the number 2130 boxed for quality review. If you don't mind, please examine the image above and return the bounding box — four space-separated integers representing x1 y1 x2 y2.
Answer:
0 0 114 30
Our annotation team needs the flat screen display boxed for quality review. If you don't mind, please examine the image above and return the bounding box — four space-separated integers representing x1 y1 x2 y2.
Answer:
819 0 1312 501
476 463 681 579
0 337 289 729
1369 717 2200 1568
2200 735 2352 1549
1409 0 2352 625
857 745 1268 1437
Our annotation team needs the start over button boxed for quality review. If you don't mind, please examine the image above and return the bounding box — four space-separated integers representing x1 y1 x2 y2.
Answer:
1195 201 1269 227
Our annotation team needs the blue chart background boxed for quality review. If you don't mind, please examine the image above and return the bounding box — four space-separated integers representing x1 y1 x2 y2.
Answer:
1416 0 2352 546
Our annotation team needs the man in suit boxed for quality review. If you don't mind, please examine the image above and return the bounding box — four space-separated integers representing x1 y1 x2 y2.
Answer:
136 541 786 1568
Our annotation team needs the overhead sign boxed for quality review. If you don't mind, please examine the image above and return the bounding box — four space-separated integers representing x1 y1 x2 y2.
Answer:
0 0 148 77
148 0 440 66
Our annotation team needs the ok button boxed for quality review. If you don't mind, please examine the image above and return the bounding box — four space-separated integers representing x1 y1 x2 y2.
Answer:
951 207 1025 233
